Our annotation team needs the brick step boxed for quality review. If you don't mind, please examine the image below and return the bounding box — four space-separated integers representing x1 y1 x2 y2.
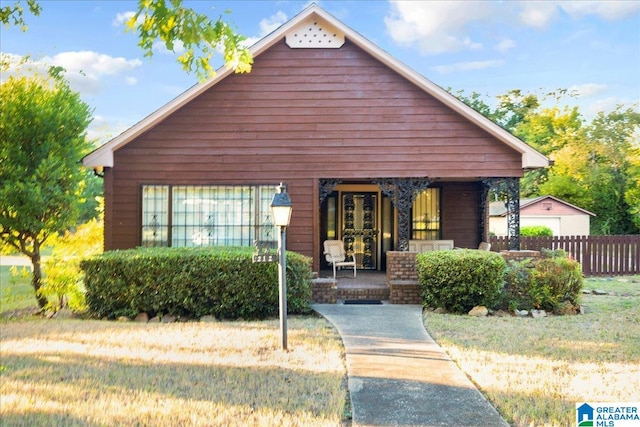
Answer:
337 287 390 301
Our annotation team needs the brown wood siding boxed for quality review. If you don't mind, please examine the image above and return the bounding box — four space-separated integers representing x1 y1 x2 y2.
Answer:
108 39 523 255
441 182 482 249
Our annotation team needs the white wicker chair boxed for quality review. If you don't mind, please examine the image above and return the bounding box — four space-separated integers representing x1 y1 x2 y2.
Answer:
323 240 356 279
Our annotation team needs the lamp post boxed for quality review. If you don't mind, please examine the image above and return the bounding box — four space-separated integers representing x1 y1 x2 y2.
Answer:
271 182 292 350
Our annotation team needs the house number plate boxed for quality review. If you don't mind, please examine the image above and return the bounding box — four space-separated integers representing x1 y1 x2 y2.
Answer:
252 254 278 263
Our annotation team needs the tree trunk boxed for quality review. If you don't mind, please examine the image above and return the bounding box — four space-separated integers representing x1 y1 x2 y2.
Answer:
30 241 48 309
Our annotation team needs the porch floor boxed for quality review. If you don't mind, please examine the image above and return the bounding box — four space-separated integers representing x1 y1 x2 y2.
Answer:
318 270 389 300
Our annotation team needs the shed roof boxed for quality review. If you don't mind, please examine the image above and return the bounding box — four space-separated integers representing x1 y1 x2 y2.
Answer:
490 195 596 217
82 3 550 170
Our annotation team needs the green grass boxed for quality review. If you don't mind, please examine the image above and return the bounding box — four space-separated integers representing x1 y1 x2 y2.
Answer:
423 275 640 427
0 316 347 426
0 266 37 313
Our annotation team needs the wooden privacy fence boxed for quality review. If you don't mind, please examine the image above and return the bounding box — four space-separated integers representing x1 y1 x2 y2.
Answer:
489 235 640 277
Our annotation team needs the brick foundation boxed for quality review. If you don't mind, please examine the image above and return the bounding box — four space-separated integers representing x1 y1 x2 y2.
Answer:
386 251 422 304
311 278 337 303
389 280 422 304
336 287 390 301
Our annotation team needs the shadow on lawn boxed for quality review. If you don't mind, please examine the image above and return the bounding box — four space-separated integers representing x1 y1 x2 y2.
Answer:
1 351 341 425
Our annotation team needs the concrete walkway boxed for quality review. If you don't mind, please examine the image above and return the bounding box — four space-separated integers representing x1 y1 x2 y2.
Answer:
313 303 509 427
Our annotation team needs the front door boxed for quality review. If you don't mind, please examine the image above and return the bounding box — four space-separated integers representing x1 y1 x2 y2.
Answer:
342 193 377 269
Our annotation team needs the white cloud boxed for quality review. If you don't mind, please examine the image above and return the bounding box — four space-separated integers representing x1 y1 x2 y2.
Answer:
585 96 622 118
385 1 639 55
42 51 141 76
518 1 640 29
260 11 288 36
569 83 608 98
430 59 504 74
495 38 517 53
560 1 640 21
241 11 289 48
518 2 558 29
125 76 138 85
35 51 141 95
384 1 490 54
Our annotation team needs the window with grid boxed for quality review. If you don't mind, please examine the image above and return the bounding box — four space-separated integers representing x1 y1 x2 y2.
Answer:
411 188 441 240
141 185 275 247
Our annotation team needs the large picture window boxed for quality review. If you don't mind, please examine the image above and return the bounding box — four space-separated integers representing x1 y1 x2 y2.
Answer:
141 185 276 247
411 188 441 240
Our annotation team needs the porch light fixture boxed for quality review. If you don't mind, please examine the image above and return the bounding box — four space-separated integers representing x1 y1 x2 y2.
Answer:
270 183 293 350
271 183 293 227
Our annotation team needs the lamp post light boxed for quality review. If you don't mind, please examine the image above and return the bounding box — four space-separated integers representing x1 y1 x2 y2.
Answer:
270 182 292 350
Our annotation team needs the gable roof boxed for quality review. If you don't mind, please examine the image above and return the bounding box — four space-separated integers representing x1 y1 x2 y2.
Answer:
82 3 550 170
490 195 596 217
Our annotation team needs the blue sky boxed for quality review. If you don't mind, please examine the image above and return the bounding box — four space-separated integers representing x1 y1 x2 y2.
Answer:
2 0 639 144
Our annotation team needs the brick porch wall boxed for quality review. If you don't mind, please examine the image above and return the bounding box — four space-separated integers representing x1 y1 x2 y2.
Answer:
386 251 422 304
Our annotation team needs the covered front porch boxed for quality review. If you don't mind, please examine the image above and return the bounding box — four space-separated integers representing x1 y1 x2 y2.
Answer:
316 177 522 273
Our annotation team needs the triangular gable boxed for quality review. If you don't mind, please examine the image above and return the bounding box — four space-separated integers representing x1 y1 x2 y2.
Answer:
490 195 595 217
83 3 549 170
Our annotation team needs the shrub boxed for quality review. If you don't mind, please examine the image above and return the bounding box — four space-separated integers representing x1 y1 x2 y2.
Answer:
529 252 583 312
416 249 507 314
501 250 583 313
520 225 553 236
80 247 312 320
41 210 104 313
501 259 534 311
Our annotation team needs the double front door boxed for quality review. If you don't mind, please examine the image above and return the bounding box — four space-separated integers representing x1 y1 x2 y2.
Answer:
322 187 394 270
343 193 378 269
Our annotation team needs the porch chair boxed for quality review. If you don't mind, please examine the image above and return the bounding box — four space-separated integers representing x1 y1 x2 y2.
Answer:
478 241 491 251
323 240 357 279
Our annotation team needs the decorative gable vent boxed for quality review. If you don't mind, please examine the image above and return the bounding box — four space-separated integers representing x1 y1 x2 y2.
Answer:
285 16 345 48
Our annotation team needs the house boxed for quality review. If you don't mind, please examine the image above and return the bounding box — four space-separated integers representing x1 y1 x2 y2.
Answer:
82 4 549 273
490 195 595 236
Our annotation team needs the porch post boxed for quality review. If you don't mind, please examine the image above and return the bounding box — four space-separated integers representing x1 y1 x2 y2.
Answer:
504 178 520 251
479 181 492 243
374 178 431 251
482 177 520 250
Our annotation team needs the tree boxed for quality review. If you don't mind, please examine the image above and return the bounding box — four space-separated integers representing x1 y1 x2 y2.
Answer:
41 199 104 313
581 107 640 234
0 69 93 309
1 0 253 80
456 89 640 235
626 143 640 230
0 0 41 30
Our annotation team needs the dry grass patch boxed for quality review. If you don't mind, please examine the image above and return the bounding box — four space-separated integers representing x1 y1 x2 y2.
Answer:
1 316 347 426
423 276 640 427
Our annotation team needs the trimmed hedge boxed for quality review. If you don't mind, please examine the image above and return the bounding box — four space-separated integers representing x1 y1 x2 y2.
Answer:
520 225 553 236
416 249 507 314
80 247 312 320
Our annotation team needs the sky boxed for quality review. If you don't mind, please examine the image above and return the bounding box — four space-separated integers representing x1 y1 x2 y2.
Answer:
2 0 639 145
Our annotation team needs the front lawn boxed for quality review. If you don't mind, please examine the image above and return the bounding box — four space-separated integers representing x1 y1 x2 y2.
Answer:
423 275 640 427
0 316 347 426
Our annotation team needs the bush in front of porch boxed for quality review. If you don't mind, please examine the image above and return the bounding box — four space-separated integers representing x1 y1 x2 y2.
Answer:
416 250 506 314
80 247 313 320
